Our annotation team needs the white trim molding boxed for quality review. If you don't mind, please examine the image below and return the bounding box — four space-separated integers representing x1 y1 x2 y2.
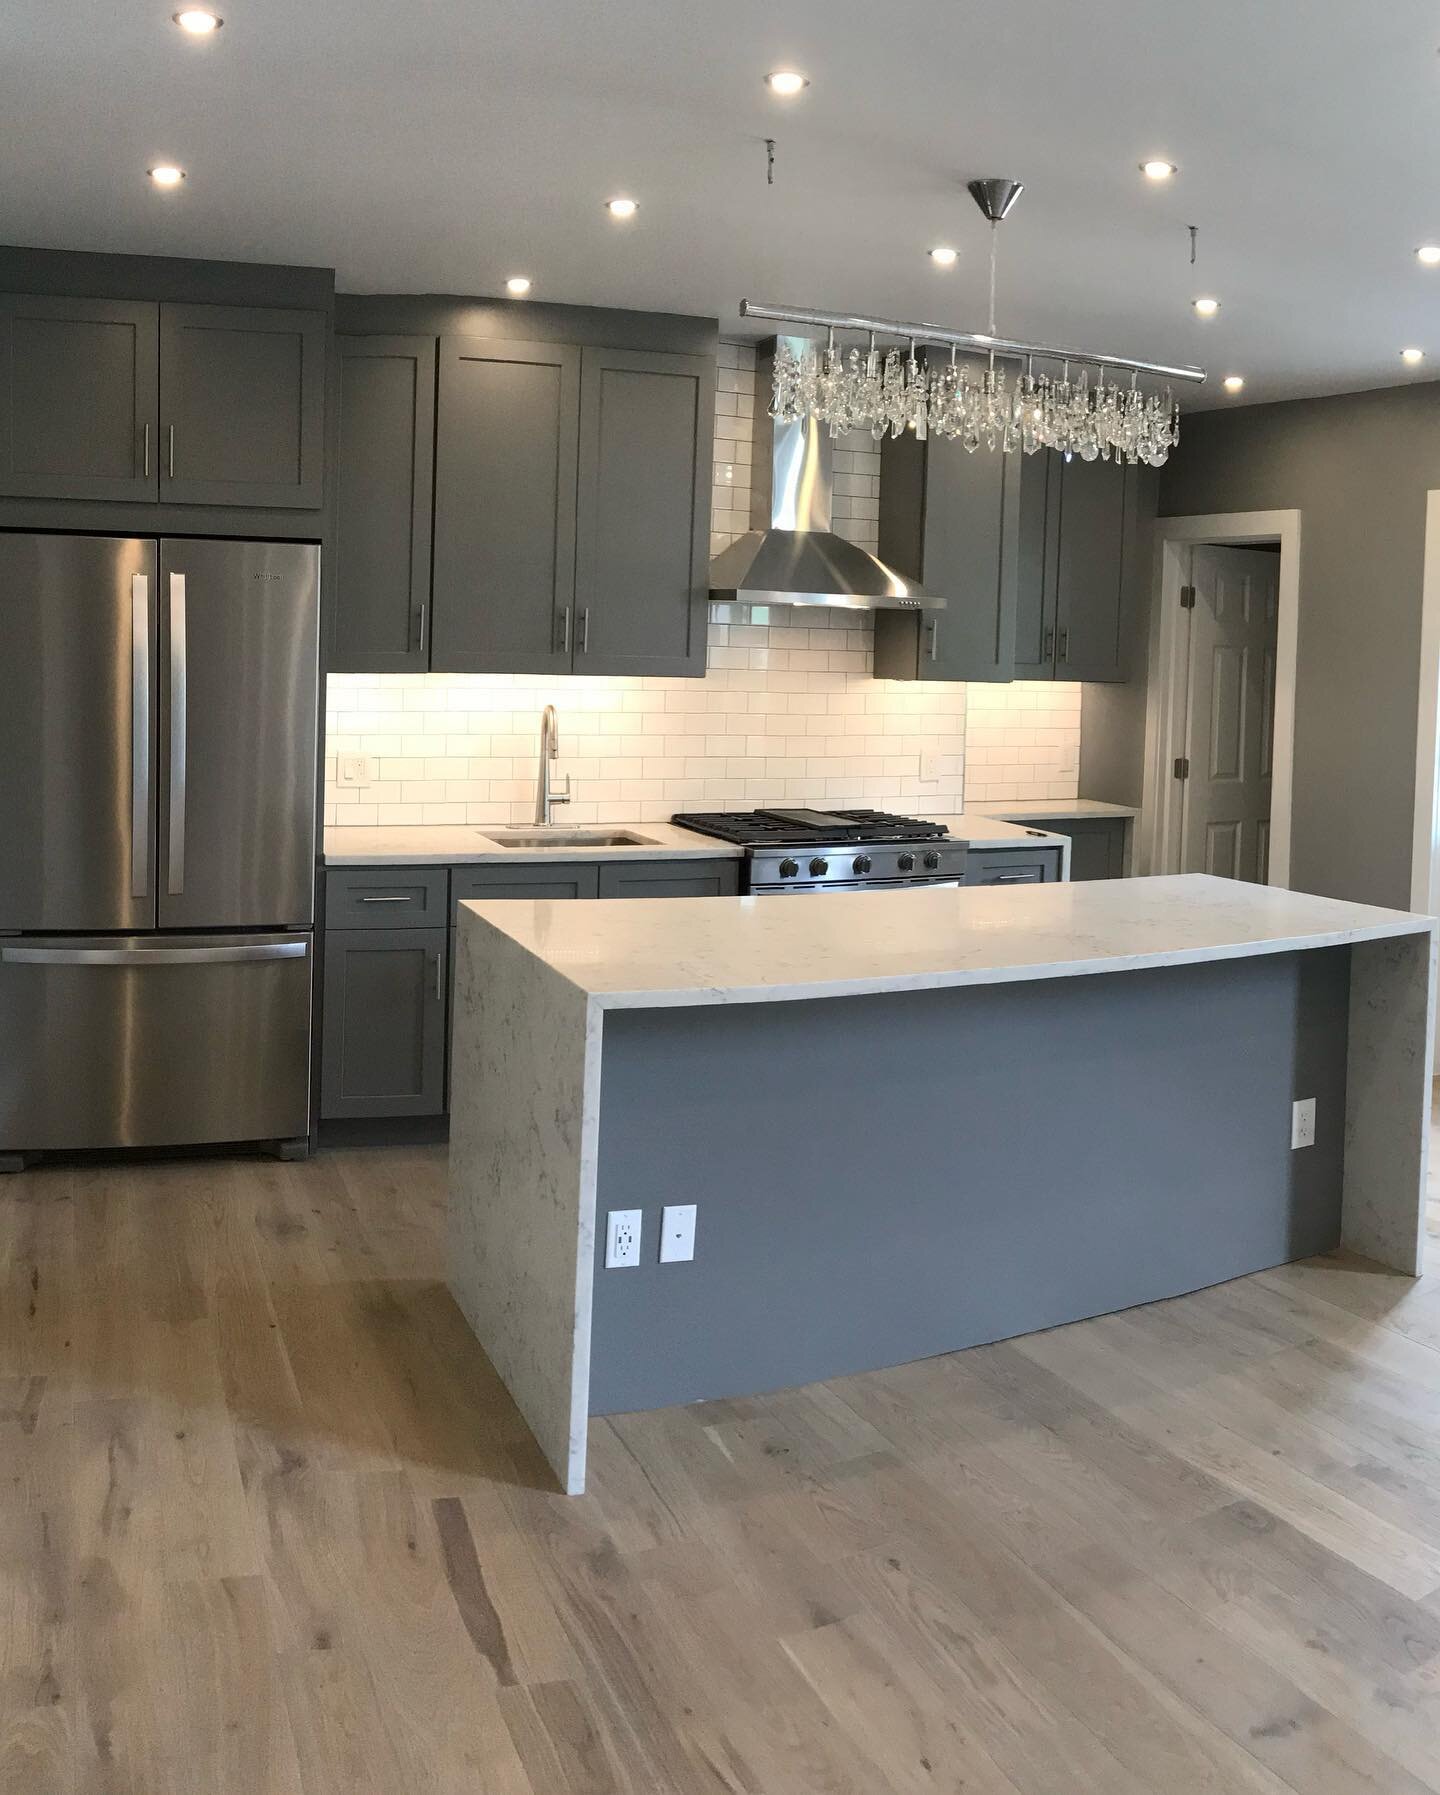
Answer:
1141 510 1301 887
1410 491 1440 917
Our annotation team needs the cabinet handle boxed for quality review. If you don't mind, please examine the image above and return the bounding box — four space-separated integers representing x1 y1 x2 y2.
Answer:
927 618 940 663
434 949 444 1001
993 870 1042 883
580 607 590 653
167 423 176 479
413 603 427 656
1058 626 1070 664
559 606 571 655
358 894 413 904
142 422 150 479
1042 626 1054 661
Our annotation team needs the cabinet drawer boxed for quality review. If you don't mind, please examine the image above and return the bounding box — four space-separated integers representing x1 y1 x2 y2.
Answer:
325 867 449 928
452 862 600 921
964 850 1063 886
597 858 739 899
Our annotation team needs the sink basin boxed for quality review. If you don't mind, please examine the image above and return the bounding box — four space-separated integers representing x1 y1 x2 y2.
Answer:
481 829 659 849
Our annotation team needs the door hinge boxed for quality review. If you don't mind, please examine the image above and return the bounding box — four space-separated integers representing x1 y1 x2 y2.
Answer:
1179 584 1196 609
1173 756 1191 780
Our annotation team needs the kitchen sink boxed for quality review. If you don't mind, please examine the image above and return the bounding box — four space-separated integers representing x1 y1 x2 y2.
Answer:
481 829 659 849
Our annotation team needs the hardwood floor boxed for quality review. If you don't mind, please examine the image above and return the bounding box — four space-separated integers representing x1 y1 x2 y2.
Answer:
4 1137 1440 1794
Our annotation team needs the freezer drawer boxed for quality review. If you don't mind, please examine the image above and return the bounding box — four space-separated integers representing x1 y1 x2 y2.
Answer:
0 933 311 1151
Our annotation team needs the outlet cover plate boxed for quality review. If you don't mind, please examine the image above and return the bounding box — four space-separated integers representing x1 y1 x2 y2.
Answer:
605 1208 642 1268
1291 1097 1316 1149
339 753 373 787
659 1203 697 1263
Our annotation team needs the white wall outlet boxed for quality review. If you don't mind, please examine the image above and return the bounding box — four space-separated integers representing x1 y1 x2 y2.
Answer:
1291 1097 1317 1149
919 752 942 783
339 753 373 787
659 1203 697 1264
605 1209 642 1268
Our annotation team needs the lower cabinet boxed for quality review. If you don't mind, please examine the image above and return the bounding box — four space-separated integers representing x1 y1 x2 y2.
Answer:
1050 817 1128 881
598 860 739 899
964 848 1064 886
320 926 448 1118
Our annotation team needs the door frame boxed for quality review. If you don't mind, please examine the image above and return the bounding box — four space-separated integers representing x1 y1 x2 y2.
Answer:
1140 510 1301 886
1409 491 1440 915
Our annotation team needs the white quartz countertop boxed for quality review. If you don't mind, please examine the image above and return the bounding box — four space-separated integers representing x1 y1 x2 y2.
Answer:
323 814 1063 865
459 874 1434 1011
971 799 1139 822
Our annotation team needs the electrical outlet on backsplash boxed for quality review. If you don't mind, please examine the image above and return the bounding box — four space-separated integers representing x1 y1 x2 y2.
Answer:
322 342 1081 829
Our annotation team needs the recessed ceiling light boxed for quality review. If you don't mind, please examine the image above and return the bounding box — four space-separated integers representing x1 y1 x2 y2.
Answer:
1418 246 1440 266
929 246 958 267
1402 347 1426 365
174 7 222 31
505 277 532 297
1140 159 1177 181
765 70 809 96
1222 375 1244 394
1192 295 1220 317
605 197 638 219
148 164 186 188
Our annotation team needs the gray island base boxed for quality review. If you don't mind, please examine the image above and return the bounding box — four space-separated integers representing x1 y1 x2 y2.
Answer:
447 875 1435 1493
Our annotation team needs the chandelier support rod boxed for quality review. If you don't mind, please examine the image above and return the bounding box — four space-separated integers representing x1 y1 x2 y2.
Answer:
739 299 1207 386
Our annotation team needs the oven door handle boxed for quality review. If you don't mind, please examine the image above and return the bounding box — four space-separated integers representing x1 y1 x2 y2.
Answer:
1 943 308 967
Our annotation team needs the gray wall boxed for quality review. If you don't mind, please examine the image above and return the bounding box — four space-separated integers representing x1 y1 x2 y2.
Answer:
1158 381 1440 907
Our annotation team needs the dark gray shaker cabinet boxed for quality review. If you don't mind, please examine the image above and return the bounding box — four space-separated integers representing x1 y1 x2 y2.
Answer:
0 294 159 501
1014 452 1135 683
573 346 714 678
158 303 326 509
431 336 580 674
964 848 1064 885
321 926 448 1119
873 409 1021 683
597 859 739 898
333 335 436 672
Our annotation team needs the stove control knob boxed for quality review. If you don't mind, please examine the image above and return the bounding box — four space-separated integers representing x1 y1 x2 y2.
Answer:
924 850 941 871
852 854 872 875
779 858 800 878
809 857 830 877
897 852 916 873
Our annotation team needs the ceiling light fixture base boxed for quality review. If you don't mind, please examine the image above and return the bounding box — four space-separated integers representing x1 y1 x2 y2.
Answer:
966 178 1024 223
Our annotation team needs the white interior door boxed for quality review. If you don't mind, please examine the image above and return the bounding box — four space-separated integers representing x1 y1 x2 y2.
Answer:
1179 545 1279 882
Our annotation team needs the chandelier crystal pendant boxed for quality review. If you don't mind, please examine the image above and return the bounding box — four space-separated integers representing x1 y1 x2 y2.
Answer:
752 179 1204 468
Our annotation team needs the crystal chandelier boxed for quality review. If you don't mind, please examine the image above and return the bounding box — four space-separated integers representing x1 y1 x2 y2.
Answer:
748 179 1205 468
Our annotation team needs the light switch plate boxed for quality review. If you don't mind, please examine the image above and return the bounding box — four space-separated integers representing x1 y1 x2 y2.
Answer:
659 1203 697 1263
339 753 373 787
1291 1097 1316 1149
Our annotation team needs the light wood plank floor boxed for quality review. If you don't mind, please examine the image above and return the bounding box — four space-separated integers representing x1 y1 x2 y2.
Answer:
4 1134 1440 1793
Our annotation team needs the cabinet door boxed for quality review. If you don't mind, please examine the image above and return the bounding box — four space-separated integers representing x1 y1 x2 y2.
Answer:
159 303 326 508
573 347 713 677
1012 450 1060 678
1053 457 1131 682
0 295 158 501
1055 818 1127 881
597 859 740 898
874 365 1019 683
333 336 436 671
964 849 1063 885
452 863 600 920
432 337 580 674
320 927 447 1118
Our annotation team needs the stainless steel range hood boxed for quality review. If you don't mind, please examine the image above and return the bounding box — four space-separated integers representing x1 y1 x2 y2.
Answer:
708 337 938 611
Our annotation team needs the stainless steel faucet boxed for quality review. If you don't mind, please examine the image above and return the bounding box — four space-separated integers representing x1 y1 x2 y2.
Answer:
535 704 571 825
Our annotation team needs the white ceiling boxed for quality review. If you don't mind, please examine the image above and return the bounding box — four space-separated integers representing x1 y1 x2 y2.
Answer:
6 0 1440 408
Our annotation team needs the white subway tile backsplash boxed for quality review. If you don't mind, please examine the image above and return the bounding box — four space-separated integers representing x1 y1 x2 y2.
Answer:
322 351 1080 828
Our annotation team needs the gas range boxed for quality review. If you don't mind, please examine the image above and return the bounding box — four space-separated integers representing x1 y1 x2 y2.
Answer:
671 808 968 893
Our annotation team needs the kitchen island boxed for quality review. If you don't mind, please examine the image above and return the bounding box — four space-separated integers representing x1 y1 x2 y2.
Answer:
448 875 1435 1492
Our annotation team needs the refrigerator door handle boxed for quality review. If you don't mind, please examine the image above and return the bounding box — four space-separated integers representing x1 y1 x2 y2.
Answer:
167 571 187 895
1 942 308 967
131 573 151 899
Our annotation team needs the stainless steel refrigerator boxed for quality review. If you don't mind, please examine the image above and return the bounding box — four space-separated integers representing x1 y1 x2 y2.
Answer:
0 534 320 1159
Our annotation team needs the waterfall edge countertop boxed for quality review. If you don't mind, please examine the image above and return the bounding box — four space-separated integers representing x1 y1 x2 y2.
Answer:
459 873 1433 1009
323 813 1066 865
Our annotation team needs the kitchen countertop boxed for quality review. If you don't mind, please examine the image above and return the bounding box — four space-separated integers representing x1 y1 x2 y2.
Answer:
323 814 1068 866
971 799 1139 821
459 873 1432 1011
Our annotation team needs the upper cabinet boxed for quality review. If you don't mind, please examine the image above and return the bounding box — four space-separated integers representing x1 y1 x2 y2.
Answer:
0 293 325 509
572 346 713 678
334 335 436 672
0 295 159 502
872 420 1021 682
333 321 715 679
1013 452 1138 683
876 430 1145 687
159 304 326 508
432 337 580 675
